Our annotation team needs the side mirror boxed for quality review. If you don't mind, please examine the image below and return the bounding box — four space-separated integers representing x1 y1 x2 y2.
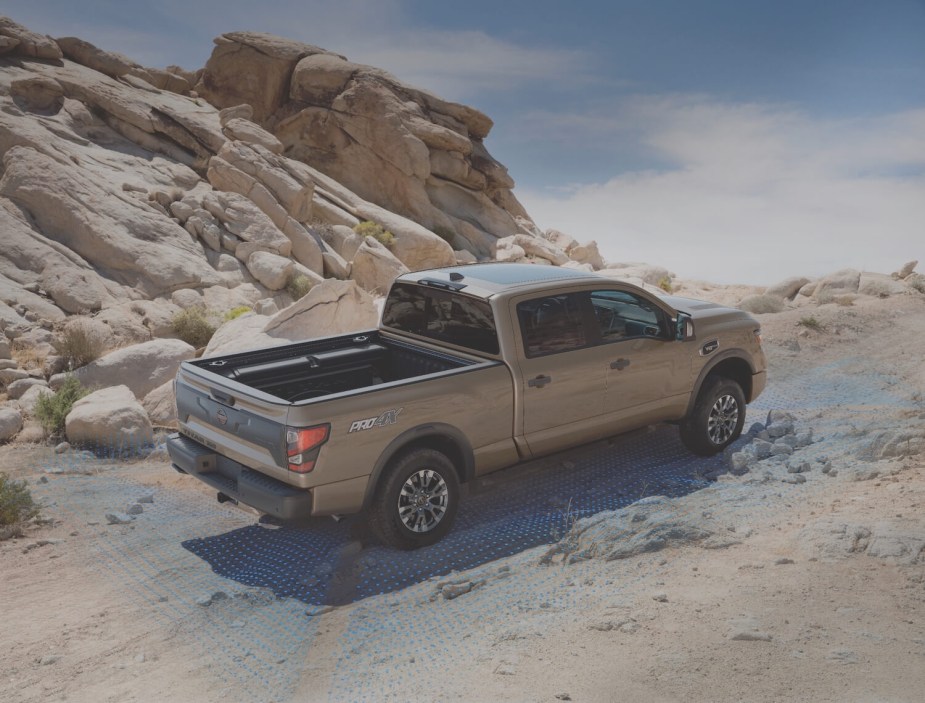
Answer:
675 313 695 341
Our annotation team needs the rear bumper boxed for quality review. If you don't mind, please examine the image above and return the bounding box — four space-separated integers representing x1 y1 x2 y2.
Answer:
166 433 313 520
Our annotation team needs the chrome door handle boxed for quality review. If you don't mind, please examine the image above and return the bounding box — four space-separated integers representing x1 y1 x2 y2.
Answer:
610 358 631 370
528 374 552 388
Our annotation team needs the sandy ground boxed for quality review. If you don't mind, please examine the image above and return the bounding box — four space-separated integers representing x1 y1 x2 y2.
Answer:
1 293 924 703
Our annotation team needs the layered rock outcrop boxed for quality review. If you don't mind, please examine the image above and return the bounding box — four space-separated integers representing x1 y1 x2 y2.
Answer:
196 32 530 255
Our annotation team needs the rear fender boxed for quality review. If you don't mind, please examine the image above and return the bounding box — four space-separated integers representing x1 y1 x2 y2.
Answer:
361 424 475 510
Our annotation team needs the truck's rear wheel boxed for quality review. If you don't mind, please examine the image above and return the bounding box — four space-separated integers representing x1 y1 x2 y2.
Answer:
367 448 460 550
680 377 746 456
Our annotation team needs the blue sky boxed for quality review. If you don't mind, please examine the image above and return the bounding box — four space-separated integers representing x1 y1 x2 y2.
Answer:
6 0 924 283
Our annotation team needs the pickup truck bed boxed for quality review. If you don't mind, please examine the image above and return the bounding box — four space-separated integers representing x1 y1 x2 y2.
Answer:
191 332 474 403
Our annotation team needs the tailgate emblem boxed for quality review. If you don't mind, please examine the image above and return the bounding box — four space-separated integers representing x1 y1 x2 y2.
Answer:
216 408 228 426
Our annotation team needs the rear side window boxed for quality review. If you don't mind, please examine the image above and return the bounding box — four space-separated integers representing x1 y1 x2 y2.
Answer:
517 293 590 357
382 282 499 355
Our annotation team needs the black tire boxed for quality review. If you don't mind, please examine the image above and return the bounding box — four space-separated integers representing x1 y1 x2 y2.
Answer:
680 377 746 456
367 448 460 550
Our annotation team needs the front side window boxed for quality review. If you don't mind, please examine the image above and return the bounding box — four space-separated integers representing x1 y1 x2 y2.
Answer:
382 282 499 355
517 293 590 357
590 290 666 342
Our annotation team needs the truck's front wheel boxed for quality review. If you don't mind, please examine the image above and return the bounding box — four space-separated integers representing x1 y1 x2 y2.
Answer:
680 377 746 456
367 448 460 550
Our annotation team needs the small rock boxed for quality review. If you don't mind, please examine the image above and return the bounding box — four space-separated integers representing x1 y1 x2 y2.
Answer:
305 604 335 617
137 493 155 504
770 443 793 456
787 462 811 474
39 654 62 665
495 663 517 676
731 631 773 642
767 420 795 438
556 694 572 701
229 620 245 628
105 512 134 525
731 452 751 473
442 581 473 600
126 504 144 515
652 592 668 603
775 558 795 565
134 653 146 664
827 649 859 664
54 442 71 454
196 591 228 607
781 474 807 484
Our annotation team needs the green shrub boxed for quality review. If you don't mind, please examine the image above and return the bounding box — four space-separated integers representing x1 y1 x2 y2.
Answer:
53 320 104 370
286 274 314 301
354 220 395 247
0 473 40 538
657 276 673 293
223 305 252 322
172 307 216 348
34 375 89 438
797 315 825 332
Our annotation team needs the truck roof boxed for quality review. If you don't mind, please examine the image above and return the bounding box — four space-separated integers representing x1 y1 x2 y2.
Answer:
397 263 601 299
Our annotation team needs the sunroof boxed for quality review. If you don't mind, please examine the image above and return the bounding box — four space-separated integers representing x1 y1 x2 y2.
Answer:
443 263 594 286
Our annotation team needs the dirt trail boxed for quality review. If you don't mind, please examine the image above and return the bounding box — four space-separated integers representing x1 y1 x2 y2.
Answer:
2 295 924 703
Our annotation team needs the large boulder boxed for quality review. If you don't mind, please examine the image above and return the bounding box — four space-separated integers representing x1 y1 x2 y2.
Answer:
6 378 47 400
858 272 908 298
40 265 113 314
0 17 62 60
246 251 293 290
264 279 378 342
16 384 53 416
0 407 23 443
67 339 195 399
765 276 811 300
814 269 861 299
197 32 332 122
65 385 154 447
142 380 178 428
350 238 409 295
494 234 569 266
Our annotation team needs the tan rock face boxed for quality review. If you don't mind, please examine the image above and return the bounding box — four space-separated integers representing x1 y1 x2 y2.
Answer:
0 16 62 60
197 32 333 123
0 146 221 297
199 32 532 252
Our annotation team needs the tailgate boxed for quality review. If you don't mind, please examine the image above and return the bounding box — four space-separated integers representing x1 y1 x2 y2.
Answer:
175 363 293 483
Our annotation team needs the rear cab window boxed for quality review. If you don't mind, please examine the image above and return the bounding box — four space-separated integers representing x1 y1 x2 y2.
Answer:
382 282 499 355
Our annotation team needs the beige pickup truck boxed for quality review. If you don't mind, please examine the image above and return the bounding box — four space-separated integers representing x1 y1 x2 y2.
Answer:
167 263 766 549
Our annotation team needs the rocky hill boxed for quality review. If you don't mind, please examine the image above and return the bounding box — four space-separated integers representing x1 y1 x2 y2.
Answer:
0 14 923 450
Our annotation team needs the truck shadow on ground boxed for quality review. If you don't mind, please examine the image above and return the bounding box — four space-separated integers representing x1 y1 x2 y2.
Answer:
182 423 752 607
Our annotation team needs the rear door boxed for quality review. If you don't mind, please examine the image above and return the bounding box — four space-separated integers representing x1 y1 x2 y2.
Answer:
509 290 611 456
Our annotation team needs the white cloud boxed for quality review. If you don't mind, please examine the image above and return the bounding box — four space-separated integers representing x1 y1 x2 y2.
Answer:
519 97 925 285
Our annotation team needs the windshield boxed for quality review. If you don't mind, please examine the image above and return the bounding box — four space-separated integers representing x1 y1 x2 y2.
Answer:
381 282 499 355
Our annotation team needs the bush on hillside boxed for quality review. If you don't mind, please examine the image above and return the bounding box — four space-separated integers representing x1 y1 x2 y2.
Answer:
172 307 216 348
34 375 89 437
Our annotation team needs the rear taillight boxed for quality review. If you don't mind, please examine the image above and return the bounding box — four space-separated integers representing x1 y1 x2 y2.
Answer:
286 424 330 473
